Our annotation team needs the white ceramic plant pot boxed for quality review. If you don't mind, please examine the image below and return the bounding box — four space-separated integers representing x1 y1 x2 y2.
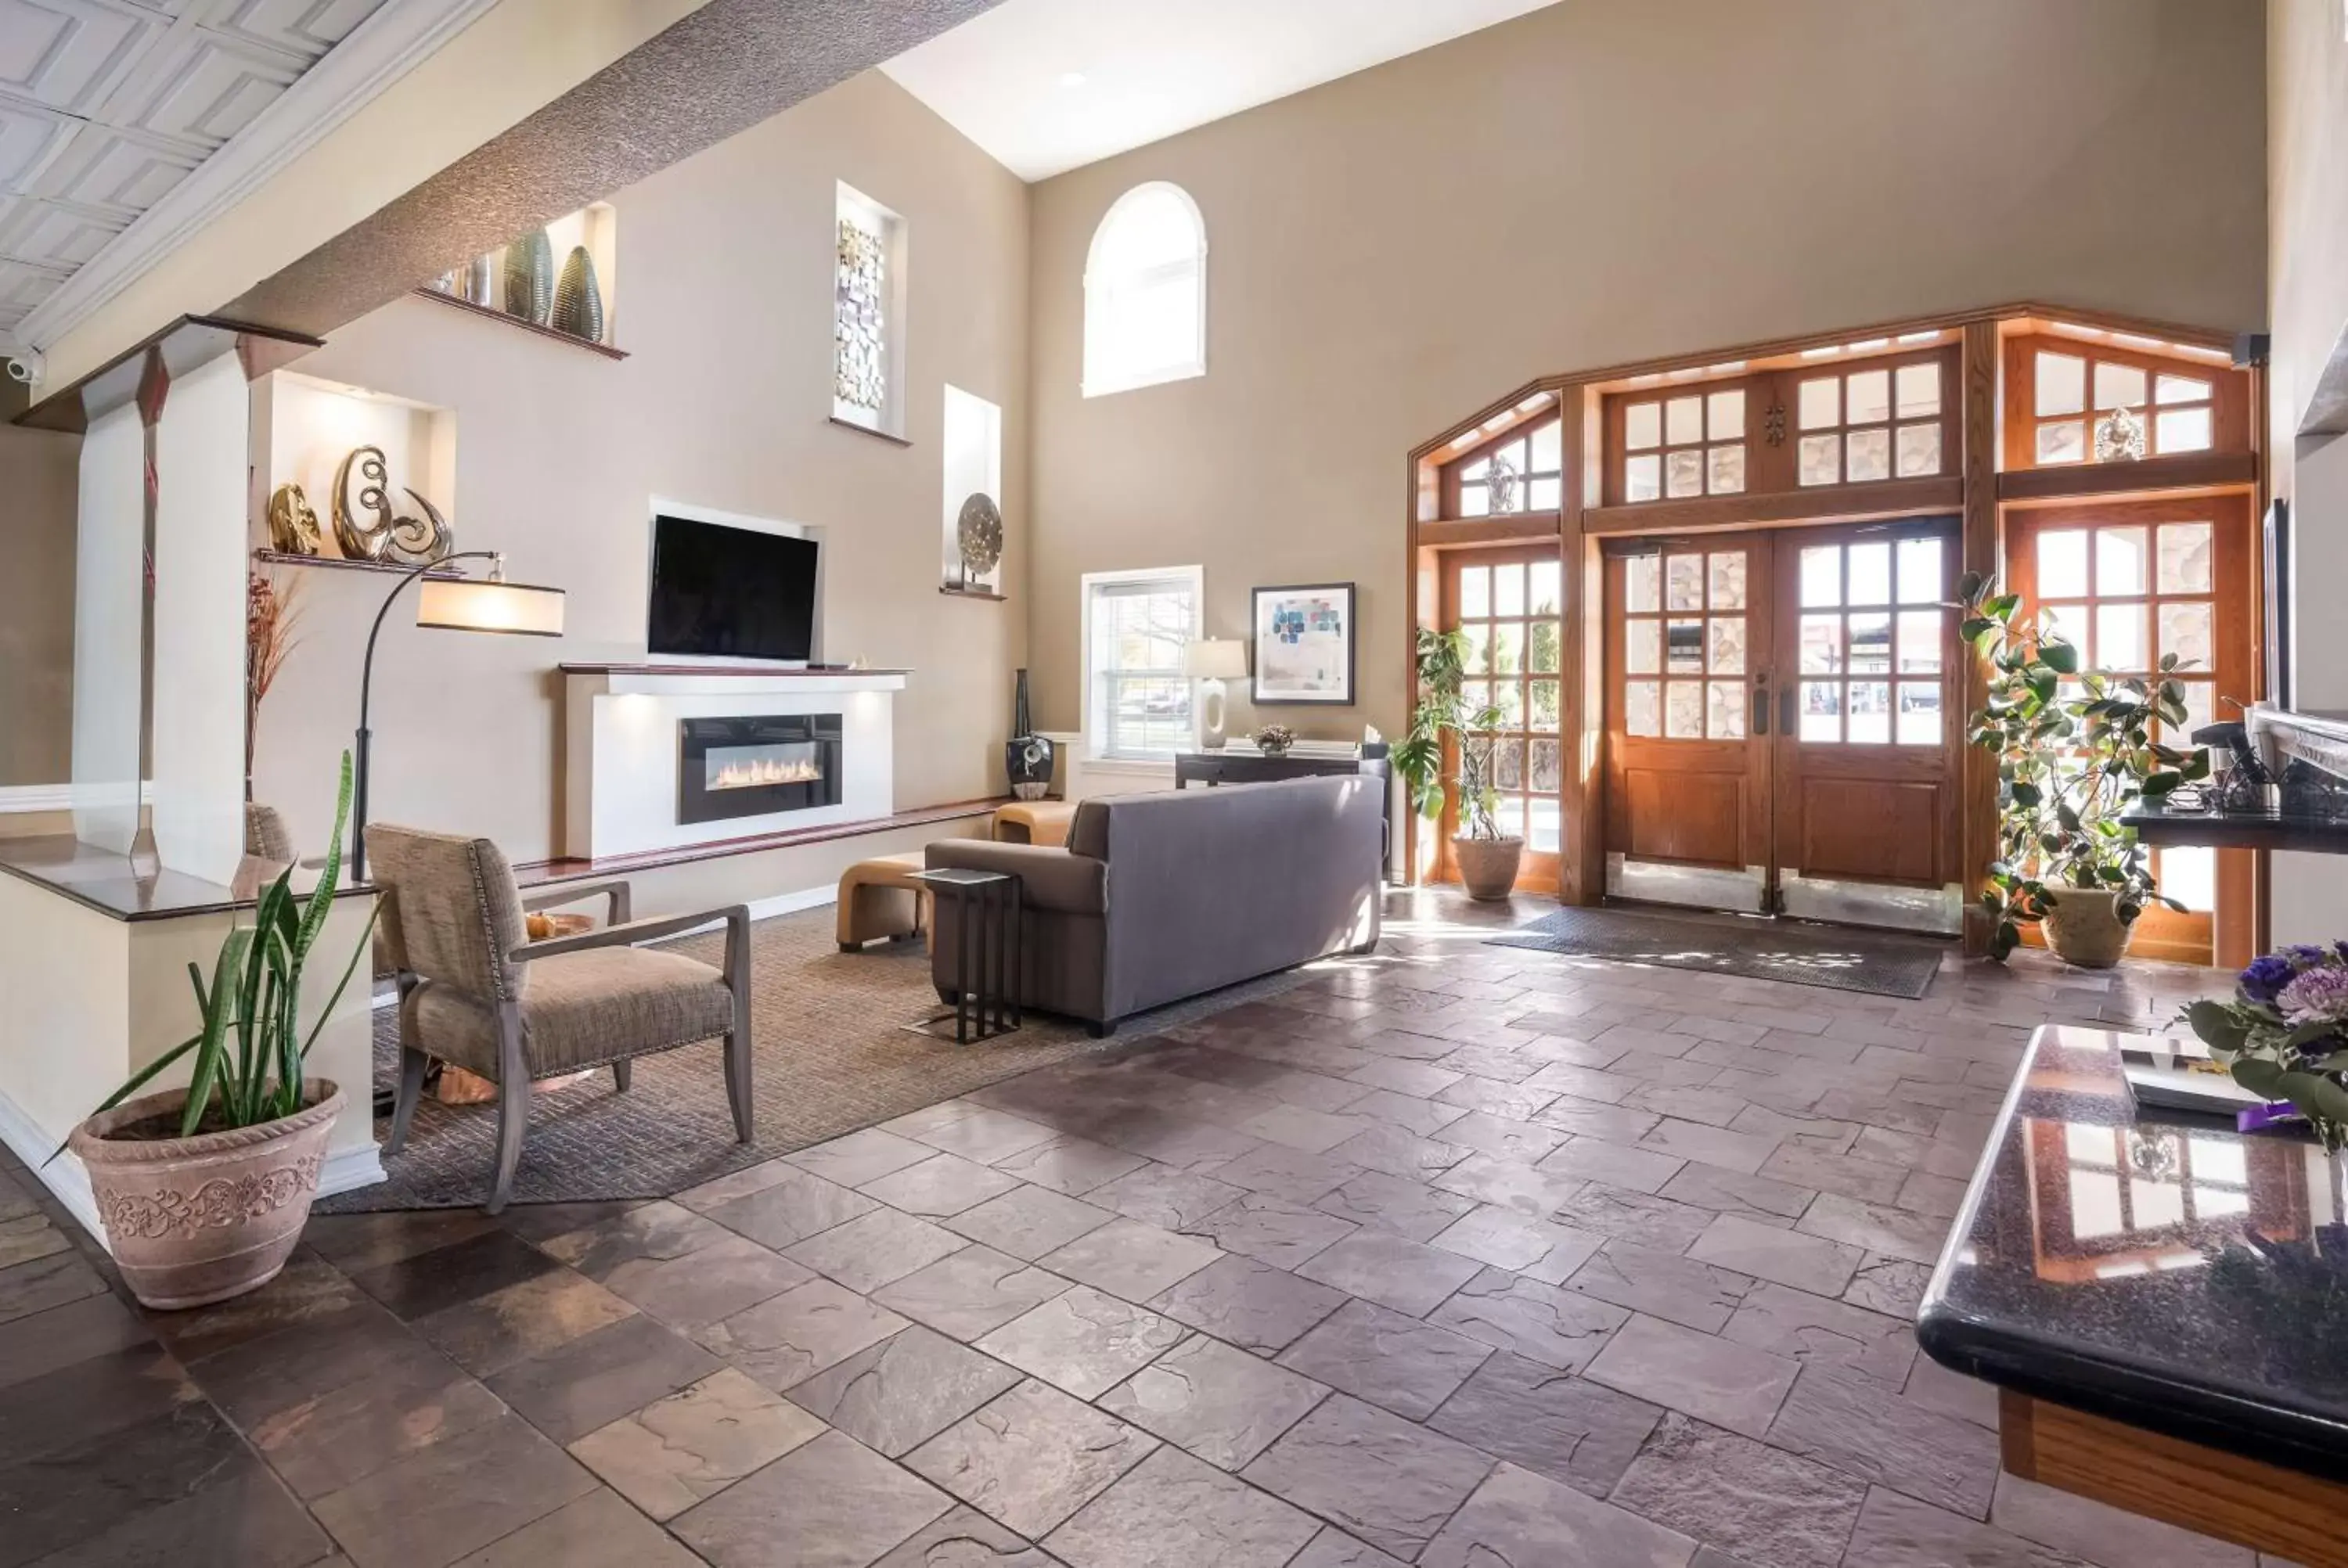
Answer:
2042 887 2130 969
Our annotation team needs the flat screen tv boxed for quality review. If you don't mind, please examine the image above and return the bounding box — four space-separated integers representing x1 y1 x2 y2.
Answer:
647 515 819 662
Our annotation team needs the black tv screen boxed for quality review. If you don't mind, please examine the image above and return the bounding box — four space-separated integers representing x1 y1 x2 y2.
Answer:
647 516 818 661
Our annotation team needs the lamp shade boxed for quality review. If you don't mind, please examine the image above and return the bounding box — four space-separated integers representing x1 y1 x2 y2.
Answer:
415 577 566 637
1184 638 1248 680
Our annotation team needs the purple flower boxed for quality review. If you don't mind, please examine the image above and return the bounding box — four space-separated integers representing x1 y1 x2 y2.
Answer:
2285 944 2331 967
2242 955 2296 1003
2279 966 2348 1027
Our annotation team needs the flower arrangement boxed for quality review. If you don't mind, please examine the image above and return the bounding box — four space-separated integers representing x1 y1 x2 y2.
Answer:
1253 724 1295 757
2184 943 2348 1152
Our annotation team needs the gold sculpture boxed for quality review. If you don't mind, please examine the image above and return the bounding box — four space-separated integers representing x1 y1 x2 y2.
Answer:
332 446 453 565
265 482 321 556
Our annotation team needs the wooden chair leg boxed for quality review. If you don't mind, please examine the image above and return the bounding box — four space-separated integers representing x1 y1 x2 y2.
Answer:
384 1045 428 1154
488 1002 530 1214
612 1058 632 1092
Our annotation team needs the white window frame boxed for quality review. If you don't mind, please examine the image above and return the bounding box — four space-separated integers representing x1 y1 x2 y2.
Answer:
1082 182 1207 399
1080 563 1203 763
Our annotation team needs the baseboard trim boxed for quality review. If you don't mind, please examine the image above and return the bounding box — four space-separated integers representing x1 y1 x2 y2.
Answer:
652 883 839 944
0 784 77 814
318 1142 387 1199
0 1085 100 1246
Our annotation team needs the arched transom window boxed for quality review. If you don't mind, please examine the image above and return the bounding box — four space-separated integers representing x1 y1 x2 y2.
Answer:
1084 182 1207 398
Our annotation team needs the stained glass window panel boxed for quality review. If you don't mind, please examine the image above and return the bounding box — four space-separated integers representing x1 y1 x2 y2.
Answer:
1708 681 1746 739
1707 444 1745 494
1625 556 1659 614
1846 369 1890 425
2156 523 2213 593
1626 681 1661 736
1625 619 1660 674
1708 388 1745 441
1708 617 1747 674
2036 421 2084 465
2159 602 2214 670
1667 556 1705 611
1666 450 1703 498
1626 454 1662 502
1799 434 1840 486
1896 362 1940 418
1846 428 1892 484
1665 681 1705 739
1896 423 1941 477
2093 361 2147 411
1666 397 1704 445
1708 552 1747 610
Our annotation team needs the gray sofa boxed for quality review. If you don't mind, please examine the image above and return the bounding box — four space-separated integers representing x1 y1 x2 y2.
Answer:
924 775 1385 1032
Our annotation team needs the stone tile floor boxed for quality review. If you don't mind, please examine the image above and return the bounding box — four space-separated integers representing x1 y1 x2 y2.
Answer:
0 891 2299 1566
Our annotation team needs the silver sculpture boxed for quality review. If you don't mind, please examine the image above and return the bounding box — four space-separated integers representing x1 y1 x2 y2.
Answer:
333 446 452 566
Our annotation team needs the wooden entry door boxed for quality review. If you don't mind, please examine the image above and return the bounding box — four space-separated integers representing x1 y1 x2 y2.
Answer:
1602 519 1964 932
2004 498 2256 967
1440 548 1567 893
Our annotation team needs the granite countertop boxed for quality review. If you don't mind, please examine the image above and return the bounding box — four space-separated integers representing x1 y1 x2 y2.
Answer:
1918 1023 2348 1483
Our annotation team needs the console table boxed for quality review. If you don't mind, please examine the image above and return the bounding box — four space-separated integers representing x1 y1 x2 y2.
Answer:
1173 750 1395 873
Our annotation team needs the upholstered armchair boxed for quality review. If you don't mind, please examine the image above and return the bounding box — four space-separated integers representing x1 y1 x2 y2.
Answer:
366 824 752 1212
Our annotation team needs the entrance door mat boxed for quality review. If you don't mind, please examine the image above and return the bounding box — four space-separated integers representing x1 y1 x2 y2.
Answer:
1486 904 1945 999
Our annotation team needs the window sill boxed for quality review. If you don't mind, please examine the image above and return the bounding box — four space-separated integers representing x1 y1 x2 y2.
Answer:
1082 363 1205 400
1078 755 1176 776
828 414 911 448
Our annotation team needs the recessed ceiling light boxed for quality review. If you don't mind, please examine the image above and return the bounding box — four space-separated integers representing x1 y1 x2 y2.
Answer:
1057 71 1086 88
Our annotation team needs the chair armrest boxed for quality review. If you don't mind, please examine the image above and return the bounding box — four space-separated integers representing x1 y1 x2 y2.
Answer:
925 840 1107 915
513 904 743 961
521 878 632 925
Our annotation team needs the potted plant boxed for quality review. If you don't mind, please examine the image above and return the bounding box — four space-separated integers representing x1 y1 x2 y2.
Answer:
61 755 375 1308
1253 723 1295 758
1394 626 1521 901
2184 943 2348 1153
1958 574 2208 966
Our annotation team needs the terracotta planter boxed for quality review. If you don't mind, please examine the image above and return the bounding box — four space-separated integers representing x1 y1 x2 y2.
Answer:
2041 887 2130 969
70 1080 343 1310
1453 834 1525 901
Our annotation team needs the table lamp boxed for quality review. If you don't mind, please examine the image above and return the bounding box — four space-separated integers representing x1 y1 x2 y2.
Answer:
1184 638 1249 750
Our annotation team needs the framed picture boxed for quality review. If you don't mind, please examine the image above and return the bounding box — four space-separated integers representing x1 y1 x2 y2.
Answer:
1251 582 1356 705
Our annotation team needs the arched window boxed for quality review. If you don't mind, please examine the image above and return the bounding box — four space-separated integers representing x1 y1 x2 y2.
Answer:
1083 182 1206 398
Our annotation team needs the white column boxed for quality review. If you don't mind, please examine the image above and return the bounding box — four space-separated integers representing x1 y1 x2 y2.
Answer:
70 405 145 852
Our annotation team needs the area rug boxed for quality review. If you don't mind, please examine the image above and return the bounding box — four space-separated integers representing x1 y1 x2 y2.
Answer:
1486 904 1946 1000
319 904 1313 1211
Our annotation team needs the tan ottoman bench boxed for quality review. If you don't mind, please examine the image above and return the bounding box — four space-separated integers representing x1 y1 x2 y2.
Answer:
837 851 931 951
992 800 1078 847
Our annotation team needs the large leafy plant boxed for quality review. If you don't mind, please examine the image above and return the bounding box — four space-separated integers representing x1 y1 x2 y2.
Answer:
1959 574 2208 959
89 753 376 1137
1393 626 1509 841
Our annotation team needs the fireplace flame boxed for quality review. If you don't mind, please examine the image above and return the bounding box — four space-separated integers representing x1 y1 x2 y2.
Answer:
710 755 824 789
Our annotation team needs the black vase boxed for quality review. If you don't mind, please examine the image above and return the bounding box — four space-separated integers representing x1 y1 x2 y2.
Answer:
1006 671 1052 799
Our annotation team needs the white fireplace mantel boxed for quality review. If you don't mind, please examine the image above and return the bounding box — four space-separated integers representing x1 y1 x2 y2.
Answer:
562 664 906 860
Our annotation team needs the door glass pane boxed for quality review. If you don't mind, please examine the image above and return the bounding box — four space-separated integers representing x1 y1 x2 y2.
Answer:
2041 602 2083 658
1707 444 1746 494
2097 602 2148 671
1896 361 1940 417
1529 797 1560 854
1897 682 1943 745
1529 559 1561 615
1625 619 1660 674
1626 402 1662 449
1665 681 1705 739
1896 536 1943 603
1798 434 1840 486
2037 530 2091 598
1489 623 1522 673
1846 427 1892 483
1896 423 1941 477
1666 396 1704 445
1625 556 1659 613
1848 613 1892 674
1626 454 1661 502
1708 389 1745 440
2093 361 2148 411
1529 679 1560 730
1492 738 1524 791
1800 546 1842 607
1666 450 1703 498
1625 680 1660 736
1847 542 1892 606
2175 680 2215 735
1666 619 1705 674
2156 374 2211 405
2159 602 2214 670
1493 680 1523 728
1463 622 1491 673
1462 679 1491 717
1666 556 1705 610
1459 565 1490 618
2096 527 2148 595
2156 407 2213 453
1530 421 1563 471
1849 681 1892 744
1897 610 1943 672
1847 369 1891 424
1800 614 1844 674
1708 681 1746 739
1529 619 1561 674
1530 739 1561 793
1799 377 1839 430
1708 617 1747 674
1800 682 1842 742
2162 845 2215 911
1496 797 1525 841
1708 552 1747 610
2036 421 2085 465
1493 563 1525 617
2156 523 2213 593
2036 351 2086 415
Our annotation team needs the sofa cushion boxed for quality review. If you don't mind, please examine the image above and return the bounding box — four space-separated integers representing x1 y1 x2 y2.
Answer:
411 945 733 1076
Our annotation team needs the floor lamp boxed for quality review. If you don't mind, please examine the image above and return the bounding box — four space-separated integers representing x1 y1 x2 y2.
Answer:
351 552 564 883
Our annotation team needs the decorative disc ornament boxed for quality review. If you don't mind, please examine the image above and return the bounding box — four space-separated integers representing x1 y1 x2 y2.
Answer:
332 446 453 566
956 492 1004 578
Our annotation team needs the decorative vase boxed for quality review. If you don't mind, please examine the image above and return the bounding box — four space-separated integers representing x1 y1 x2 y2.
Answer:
502 229 554 324
461 253 498 307
1453 835 1525 901
1257 739 1290 758
1004 671 1053 800
70 1080 344 1310
2042 886 2129 969
550 244 604 342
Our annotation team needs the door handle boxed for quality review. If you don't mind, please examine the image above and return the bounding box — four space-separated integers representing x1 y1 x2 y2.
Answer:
1753 682 1769 735
1779 687 1797 735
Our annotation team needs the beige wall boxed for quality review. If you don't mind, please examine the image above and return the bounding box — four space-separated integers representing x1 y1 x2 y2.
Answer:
1025 0 2267 743
251 69 1029 861
0 425 80 788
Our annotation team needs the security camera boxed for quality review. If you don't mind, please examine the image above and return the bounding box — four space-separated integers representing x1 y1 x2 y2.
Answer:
5 350 41 386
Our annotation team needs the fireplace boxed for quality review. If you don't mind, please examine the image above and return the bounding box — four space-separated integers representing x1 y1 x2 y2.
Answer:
679 714 843 825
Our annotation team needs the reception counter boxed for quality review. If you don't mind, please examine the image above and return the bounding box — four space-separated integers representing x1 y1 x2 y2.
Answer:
1918 1023 2348 1565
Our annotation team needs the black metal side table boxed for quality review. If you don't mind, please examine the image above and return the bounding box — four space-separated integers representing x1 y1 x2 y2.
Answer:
905 868 1022 1044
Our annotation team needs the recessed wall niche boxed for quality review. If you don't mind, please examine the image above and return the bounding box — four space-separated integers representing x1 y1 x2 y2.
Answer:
942 384 1003 596
424 202 620 351
253 372 458 566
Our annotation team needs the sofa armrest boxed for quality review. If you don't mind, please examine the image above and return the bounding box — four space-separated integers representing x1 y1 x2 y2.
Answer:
924 840 1107 916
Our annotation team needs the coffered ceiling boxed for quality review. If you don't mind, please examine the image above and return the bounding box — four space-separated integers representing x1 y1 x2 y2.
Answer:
0 0 391 357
